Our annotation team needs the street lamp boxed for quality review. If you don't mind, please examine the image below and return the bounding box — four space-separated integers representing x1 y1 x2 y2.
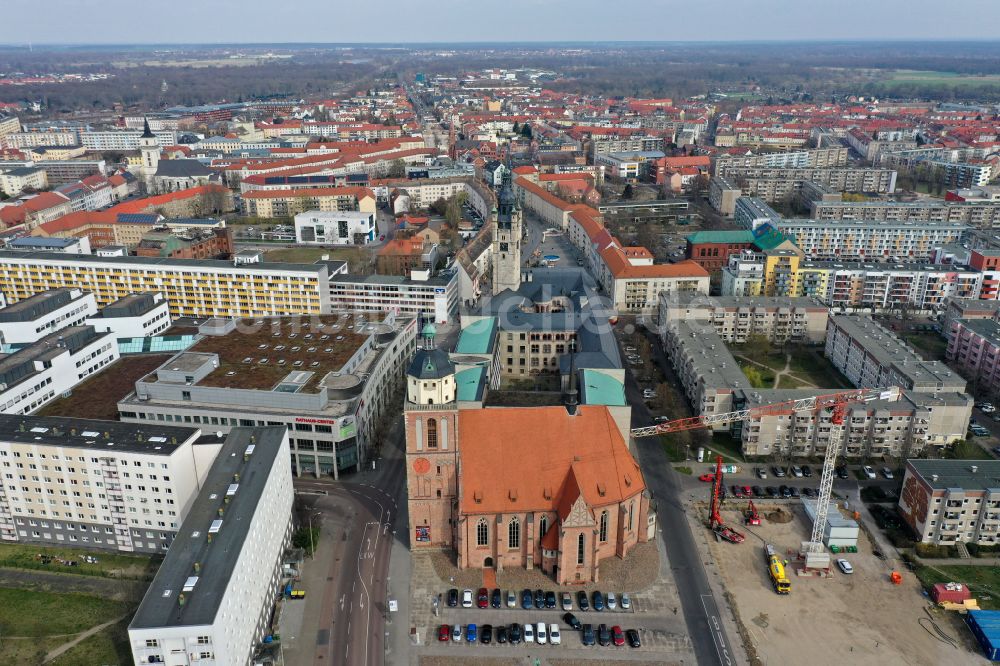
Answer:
308 511 322 559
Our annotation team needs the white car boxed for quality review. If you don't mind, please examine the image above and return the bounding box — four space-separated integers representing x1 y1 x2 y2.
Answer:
862 466 876 479
452 624 462 642
506 589 516 608
461 589 473 608
523 623 535 643
549 623 561 645
536 622 547 645
837 558 854 574
621 593 631 610
607 592 617 610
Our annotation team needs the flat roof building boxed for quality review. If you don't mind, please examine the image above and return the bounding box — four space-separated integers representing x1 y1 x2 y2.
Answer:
899 459 1000 545
0 288 97 345
128 426 293 665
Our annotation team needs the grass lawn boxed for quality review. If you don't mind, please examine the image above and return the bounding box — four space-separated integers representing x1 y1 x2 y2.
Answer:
0 588 126 637
945 439 996 460
902 331 949 362
737 362 774 388
884 69 1000 90
48 617 132 666
708 432 746 463
660 435 689 463
36 354 172 421
786 348 853 389
915 565 1000 610
0 542 158 580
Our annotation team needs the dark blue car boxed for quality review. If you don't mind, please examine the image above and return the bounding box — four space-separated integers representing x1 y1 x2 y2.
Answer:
521 588 533 610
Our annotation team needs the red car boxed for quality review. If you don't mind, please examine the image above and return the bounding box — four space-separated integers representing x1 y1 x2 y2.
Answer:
477 587 489 609
698 473 716 483
743 485 753 497
438 624 450 642
612 625 625 647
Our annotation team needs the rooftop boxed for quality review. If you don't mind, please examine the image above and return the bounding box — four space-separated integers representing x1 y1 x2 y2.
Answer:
177 315 372 393
129 426 288 630
453 317 498 356
908 459 1000 491
0 288 87 322
0 250 325 275
0 414 197 455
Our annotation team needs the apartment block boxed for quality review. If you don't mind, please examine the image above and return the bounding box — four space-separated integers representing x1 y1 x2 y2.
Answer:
773 219 968 261
943 298 1000 342
715 166 898 200
81 129 177 152
825 315 966 393
128 427 293 665
0 326 119 415
0 288 97 345
293 210 376 246
0 251 331 319
0 416 220 553
328 270 459 324
810 200 1000 228
119 315 417 479
708 176 741 216
733 196 782 230
899 460 1000 545
946 318 1000 395
713 146 849 171
658 293 829 344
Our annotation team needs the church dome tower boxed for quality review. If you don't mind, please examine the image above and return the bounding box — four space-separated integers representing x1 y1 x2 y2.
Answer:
406 323 456 405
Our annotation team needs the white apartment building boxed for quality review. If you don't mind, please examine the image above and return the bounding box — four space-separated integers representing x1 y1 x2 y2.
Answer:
0 166 48 196
899 460 1000 545
721 252 767 297
85 292 172 339
0 416 218 553
81 129 178 152
0 326 119 415
8 236 91 255
329 270 459 324
825 315 966 393
658 293 830 344
0 288 97 345
128 427 293 666
293 210 376 245
733 196 781 230
773 219 968 260
809 200 1000 228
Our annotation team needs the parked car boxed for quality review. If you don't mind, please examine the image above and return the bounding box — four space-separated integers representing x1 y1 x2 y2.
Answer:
766 486 780 498
699 473 717 482
561 592 573 611
506 589 516 608
462 589 473 608
862 466 877 479
577 590 590 611
466 623 477 643
509 623 522 644
549 623 561 645
837 559 854 574
563 612 581 631
790 486 801 499
452 624 462 642
545 590 557 609
835 466 850 479
881 467 894 480
534 588 545 609
612 625 626 647
626 628 642 648
477 587 489 609
536 622 547 645
598 623 612 646
582 624 595 646
593 590 605 611
438 624 450 642
496 625 508 644
607 592 617 610
731 484 744 498
523 622 535 643
481 624 493 644
752 485 765 497
742 485 753 497
756 467 768 479
778 485 791 498
802 487 816 498
491 588 501 608
521 588 533 609
791 465 804 478
801 465 813 477
447 588 458 607
772 466 786 478
621 593 631 610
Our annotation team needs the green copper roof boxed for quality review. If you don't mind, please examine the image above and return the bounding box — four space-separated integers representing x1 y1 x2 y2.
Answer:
686 230 756 245
454 317 498 355
580 369 626 406
455 367 486 402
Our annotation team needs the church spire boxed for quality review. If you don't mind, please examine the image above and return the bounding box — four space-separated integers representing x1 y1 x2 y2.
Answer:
141 118 155 139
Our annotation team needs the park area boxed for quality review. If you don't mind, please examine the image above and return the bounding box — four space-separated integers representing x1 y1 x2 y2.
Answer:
730 342 853 390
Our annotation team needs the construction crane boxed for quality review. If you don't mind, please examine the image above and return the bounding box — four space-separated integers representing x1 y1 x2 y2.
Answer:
633 386 902 567
709 455 745 543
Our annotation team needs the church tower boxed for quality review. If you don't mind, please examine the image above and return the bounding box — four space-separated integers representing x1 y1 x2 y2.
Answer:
491 164 523 295
139 119 160 193
404 324 460 549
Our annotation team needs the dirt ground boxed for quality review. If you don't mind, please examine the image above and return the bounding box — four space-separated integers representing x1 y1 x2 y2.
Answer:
704 502 990 666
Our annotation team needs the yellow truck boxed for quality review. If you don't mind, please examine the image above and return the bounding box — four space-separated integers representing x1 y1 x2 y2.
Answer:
765 543 791 594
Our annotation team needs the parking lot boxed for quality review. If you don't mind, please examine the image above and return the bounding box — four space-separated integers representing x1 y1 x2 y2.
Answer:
433 587 646 651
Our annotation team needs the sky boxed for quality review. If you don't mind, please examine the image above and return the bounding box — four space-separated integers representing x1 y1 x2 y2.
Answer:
2 0 1000 44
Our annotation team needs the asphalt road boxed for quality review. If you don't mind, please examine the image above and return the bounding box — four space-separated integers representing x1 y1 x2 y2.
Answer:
625 326 738 666
291 416 407 666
